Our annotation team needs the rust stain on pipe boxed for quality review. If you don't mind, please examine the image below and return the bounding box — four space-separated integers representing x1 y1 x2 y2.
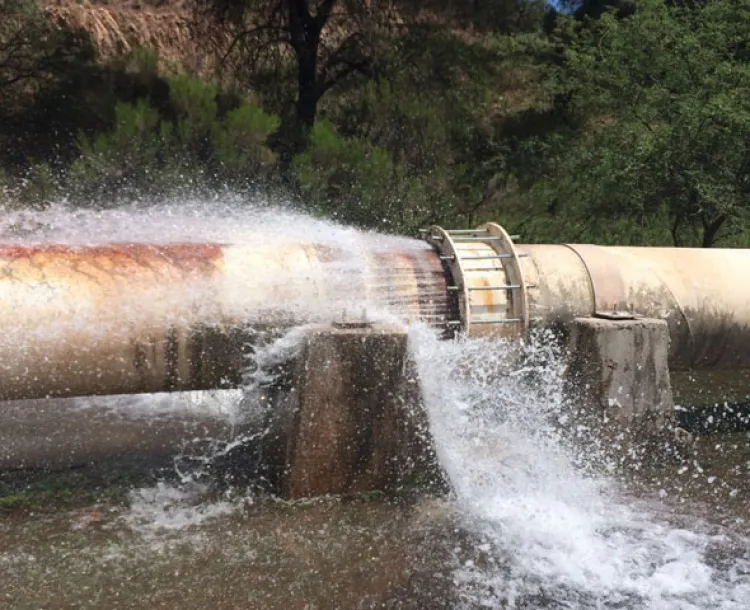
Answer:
0 243 224 280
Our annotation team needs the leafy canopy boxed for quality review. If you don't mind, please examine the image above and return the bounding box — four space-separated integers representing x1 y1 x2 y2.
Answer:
540 0 750 247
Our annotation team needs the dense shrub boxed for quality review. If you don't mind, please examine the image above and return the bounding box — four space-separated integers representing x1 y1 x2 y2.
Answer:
292 120 463 232
212 105 280 180
63 74 280 203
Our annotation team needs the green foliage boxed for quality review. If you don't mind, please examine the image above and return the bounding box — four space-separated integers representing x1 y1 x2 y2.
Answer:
169 74 219 154
470 0 547 34
65 74 280 202
70 99 168 198
125 47 160 79
337 80 458 174
293 120 397 228
212 105 280 178
536 0 750 246
293 120 459 232
20 162 62 209
4 0 750 247
323 27 507 231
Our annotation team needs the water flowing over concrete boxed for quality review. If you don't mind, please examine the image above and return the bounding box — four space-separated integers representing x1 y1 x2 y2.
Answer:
409 326 750 609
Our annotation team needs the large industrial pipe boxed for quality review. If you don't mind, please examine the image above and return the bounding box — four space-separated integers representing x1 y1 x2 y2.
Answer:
0 240 451 401
3 222 750 404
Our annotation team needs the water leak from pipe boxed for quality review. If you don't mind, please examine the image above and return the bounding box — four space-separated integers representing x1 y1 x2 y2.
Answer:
2 199 750 608
409 325 750 609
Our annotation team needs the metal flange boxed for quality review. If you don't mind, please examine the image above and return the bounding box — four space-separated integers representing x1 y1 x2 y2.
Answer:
424 223 531 337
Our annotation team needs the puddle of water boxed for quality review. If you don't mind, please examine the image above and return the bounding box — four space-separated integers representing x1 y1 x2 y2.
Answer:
0 488 458 610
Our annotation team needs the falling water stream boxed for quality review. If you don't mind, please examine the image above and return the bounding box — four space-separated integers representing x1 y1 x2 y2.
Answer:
410 328 750 609
1 201 750 609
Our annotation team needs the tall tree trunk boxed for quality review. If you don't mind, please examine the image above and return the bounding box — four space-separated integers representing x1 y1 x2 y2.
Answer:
278 0 322 168
701 213 726 248
296 43 318 131
670 215 682 247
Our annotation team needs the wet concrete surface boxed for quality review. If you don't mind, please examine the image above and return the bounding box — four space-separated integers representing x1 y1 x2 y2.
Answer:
623 431 750 532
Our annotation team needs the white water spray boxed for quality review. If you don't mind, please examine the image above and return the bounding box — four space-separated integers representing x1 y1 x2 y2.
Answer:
409 326 750 609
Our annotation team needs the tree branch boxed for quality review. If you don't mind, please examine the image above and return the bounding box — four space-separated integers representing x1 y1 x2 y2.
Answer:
318 30 373 94
319 57 372 96
219 25 291 66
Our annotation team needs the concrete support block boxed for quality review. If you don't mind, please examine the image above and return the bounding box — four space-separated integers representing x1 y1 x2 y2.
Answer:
565 317 674 437
263 324 440 499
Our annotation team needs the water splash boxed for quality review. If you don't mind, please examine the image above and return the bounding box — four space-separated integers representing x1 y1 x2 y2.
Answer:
172 325 311 487
0 200 447 373
0 198 420 250
116 328 313 548
409 325 750 609
119 481 243 553
5 200 750 607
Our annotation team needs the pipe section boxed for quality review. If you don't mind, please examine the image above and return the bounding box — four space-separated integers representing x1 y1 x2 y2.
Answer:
4 222 750 404
524 245 750 369
0 393 242 470
427 224 750 369
0 241 452 401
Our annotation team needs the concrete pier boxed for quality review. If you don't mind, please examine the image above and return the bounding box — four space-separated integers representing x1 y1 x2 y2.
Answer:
263 324 440 499
565 317 674 439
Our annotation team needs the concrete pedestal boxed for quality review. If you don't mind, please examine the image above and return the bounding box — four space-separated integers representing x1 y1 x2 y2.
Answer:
565 317 674 438
263 324 440 499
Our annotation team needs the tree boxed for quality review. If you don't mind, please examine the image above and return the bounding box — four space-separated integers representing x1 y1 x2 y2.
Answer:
1 0 93 114
194 0 384 152
540 0 750 247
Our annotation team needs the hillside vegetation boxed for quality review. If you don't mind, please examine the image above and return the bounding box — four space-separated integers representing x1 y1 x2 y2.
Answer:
1 0 749 246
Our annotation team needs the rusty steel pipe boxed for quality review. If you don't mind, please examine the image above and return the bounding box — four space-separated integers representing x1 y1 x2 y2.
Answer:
0 241 453 401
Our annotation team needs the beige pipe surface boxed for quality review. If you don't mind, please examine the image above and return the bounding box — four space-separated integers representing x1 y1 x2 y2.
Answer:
519 244 750 369
426 222 750 369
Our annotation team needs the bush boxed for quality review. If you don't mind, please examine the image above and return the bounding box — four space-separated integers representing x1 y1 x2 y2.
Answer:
64 73 281 202
168 74 219 159
212 105 280 180
292 120 460 233
69 99 170 199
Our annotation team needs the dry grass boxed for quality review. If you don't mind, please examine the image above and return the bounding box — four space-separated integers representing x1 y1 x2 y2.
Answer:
41 0 217 74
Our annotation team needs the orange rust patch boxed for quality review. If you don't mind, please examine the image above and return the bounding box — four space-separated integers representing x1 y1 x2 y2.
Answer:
0 243 224 277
